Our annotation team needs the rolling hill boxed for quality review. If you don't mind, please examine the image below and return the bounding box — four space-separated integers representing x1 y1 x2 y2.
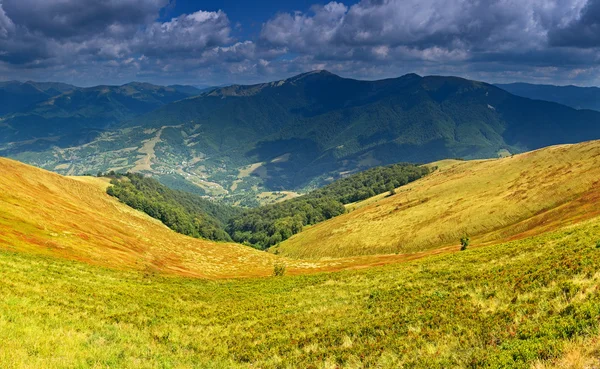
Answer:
3 143 600 366
0 156 284 278
9 71 600 199
0 156 427 277
496 82 600 112
2 180 600 368
277 140 600 259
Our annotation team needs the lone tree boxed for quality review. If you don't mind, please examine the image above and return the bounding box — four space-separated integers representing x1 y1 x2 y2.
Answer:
460 235 470 251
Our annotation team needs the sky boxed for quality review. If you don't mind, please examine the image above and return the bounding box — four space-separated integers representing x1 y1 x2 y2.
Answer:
0 0 599 87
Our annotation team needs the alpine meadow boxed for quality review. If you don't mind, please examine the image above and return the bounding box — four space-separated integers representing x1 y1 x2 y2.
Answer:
3 0 600 368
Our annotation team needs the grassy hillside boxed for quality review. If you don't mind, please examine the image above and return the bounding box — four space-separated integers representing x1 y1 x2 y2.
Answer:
0 157 285 278
0 156 441 277
278 140 600 259
2 211 600 367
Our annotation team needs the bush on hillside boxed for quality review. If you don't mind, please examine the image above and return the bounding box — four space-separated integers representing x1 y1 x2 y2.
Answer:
273 262 286 277
460 235 470 251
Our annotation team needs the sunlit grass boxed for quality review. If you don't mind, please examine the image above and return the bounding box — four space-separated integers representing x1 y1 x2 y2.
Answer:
281 141 600 259
2 215 600 368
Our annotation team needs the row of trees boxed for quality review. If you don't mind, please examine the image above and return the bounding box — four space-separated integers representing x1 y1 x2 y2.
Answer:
106 163 430 249
227 163 430 249
312 163 430 204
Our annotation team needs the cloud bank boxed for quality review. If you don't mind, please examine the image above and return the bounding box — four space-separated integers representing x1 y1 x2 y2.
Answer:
1 0 599 86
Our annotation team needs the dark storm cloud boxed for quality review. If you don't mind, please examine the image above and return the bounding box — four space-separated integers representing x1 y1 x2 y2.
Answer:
257 0 600 85
0 0 599 86
549 0 600 48
0 0 238 71
2 0 167 39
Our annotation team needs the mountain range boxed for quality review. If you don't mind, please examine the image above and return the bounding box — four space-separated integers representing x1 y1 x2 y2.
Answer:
496 82 600 112
0 80 77 116
3 71 600 200
0 82 202 152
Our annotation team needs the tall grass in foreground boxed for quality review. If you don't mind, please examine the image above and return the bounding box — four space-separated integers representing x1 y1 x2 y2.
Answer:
2 219 600 368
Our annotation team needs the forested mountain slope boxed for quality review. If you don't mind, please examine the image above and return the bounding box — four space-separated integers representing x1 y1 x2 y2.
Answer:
0 82 201 155
7 71 600 196
0 80 76 116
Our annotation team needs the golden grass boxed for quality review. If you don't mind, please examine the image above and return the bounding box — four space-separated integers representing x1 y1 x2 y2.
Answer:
533 336 600 369
3 210 600 368
280 140 600 259
0 157 293 278
2 157 448 278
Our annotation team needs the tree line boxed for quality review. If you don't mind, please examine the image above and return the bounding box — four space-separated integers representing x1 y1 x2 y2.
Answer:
106 173 239 242
105 163 430 248
227 163 430 249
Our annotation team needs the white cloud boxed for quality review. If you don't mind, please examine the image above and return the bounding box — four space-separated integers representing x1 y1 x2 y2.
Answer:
0 0 599 85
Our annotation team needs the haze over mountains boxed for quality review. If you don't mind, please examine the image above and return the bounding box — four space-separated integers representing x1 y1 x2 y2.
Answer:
0 80 77 115
2 71 600 200
0 82 202 150
496 82 600 112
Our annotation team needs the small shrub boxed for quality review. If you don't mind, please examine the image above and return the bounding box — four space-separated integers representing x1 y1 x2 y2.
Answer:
596 240 600 248
460 235 470 251
273 262 286 277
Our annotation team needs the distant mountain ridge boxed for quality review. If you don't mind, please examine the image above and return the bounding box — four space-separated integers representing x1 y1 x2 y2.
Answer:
4 71 600 197
0 80 77 115
118 70 600 188
495 82 600 112
0 82 203 153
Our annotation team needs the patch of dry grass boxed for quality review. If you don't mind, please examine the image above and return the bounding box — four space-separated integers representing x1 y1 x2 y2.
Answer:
281 141 600 259
1 157 438 278
0 157 289 278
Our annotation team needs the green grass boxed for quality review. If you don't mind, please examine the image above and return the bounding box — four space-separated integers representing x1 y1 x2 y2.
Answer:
3 216 600 368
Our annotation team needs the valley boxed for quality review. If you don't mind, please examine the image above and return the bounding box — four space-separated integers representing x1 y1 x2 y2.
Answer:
4 71 600 205
4 1 600 367
2 73 600 369
3 129 600 369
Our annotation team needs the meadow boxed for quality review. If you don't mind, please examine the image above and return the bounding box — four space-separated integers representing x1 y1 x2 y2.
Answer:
4 142 600 368
2 214 600 368
280 141 600 259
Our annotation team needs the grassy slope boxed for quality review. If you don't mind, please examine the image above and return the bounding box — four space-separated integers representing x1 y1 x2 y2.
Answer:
0 157 443 277
2 214 600 368
0 157 288 278
279 140 600 259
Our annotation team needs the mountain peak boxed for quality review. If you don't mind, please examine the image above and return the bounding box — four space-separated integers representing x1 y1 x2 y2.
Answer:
286 69 339 83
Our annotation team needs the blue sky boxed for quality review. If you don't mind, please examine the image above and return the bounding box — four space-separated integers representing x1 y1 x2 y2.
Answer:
0 0 599 87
